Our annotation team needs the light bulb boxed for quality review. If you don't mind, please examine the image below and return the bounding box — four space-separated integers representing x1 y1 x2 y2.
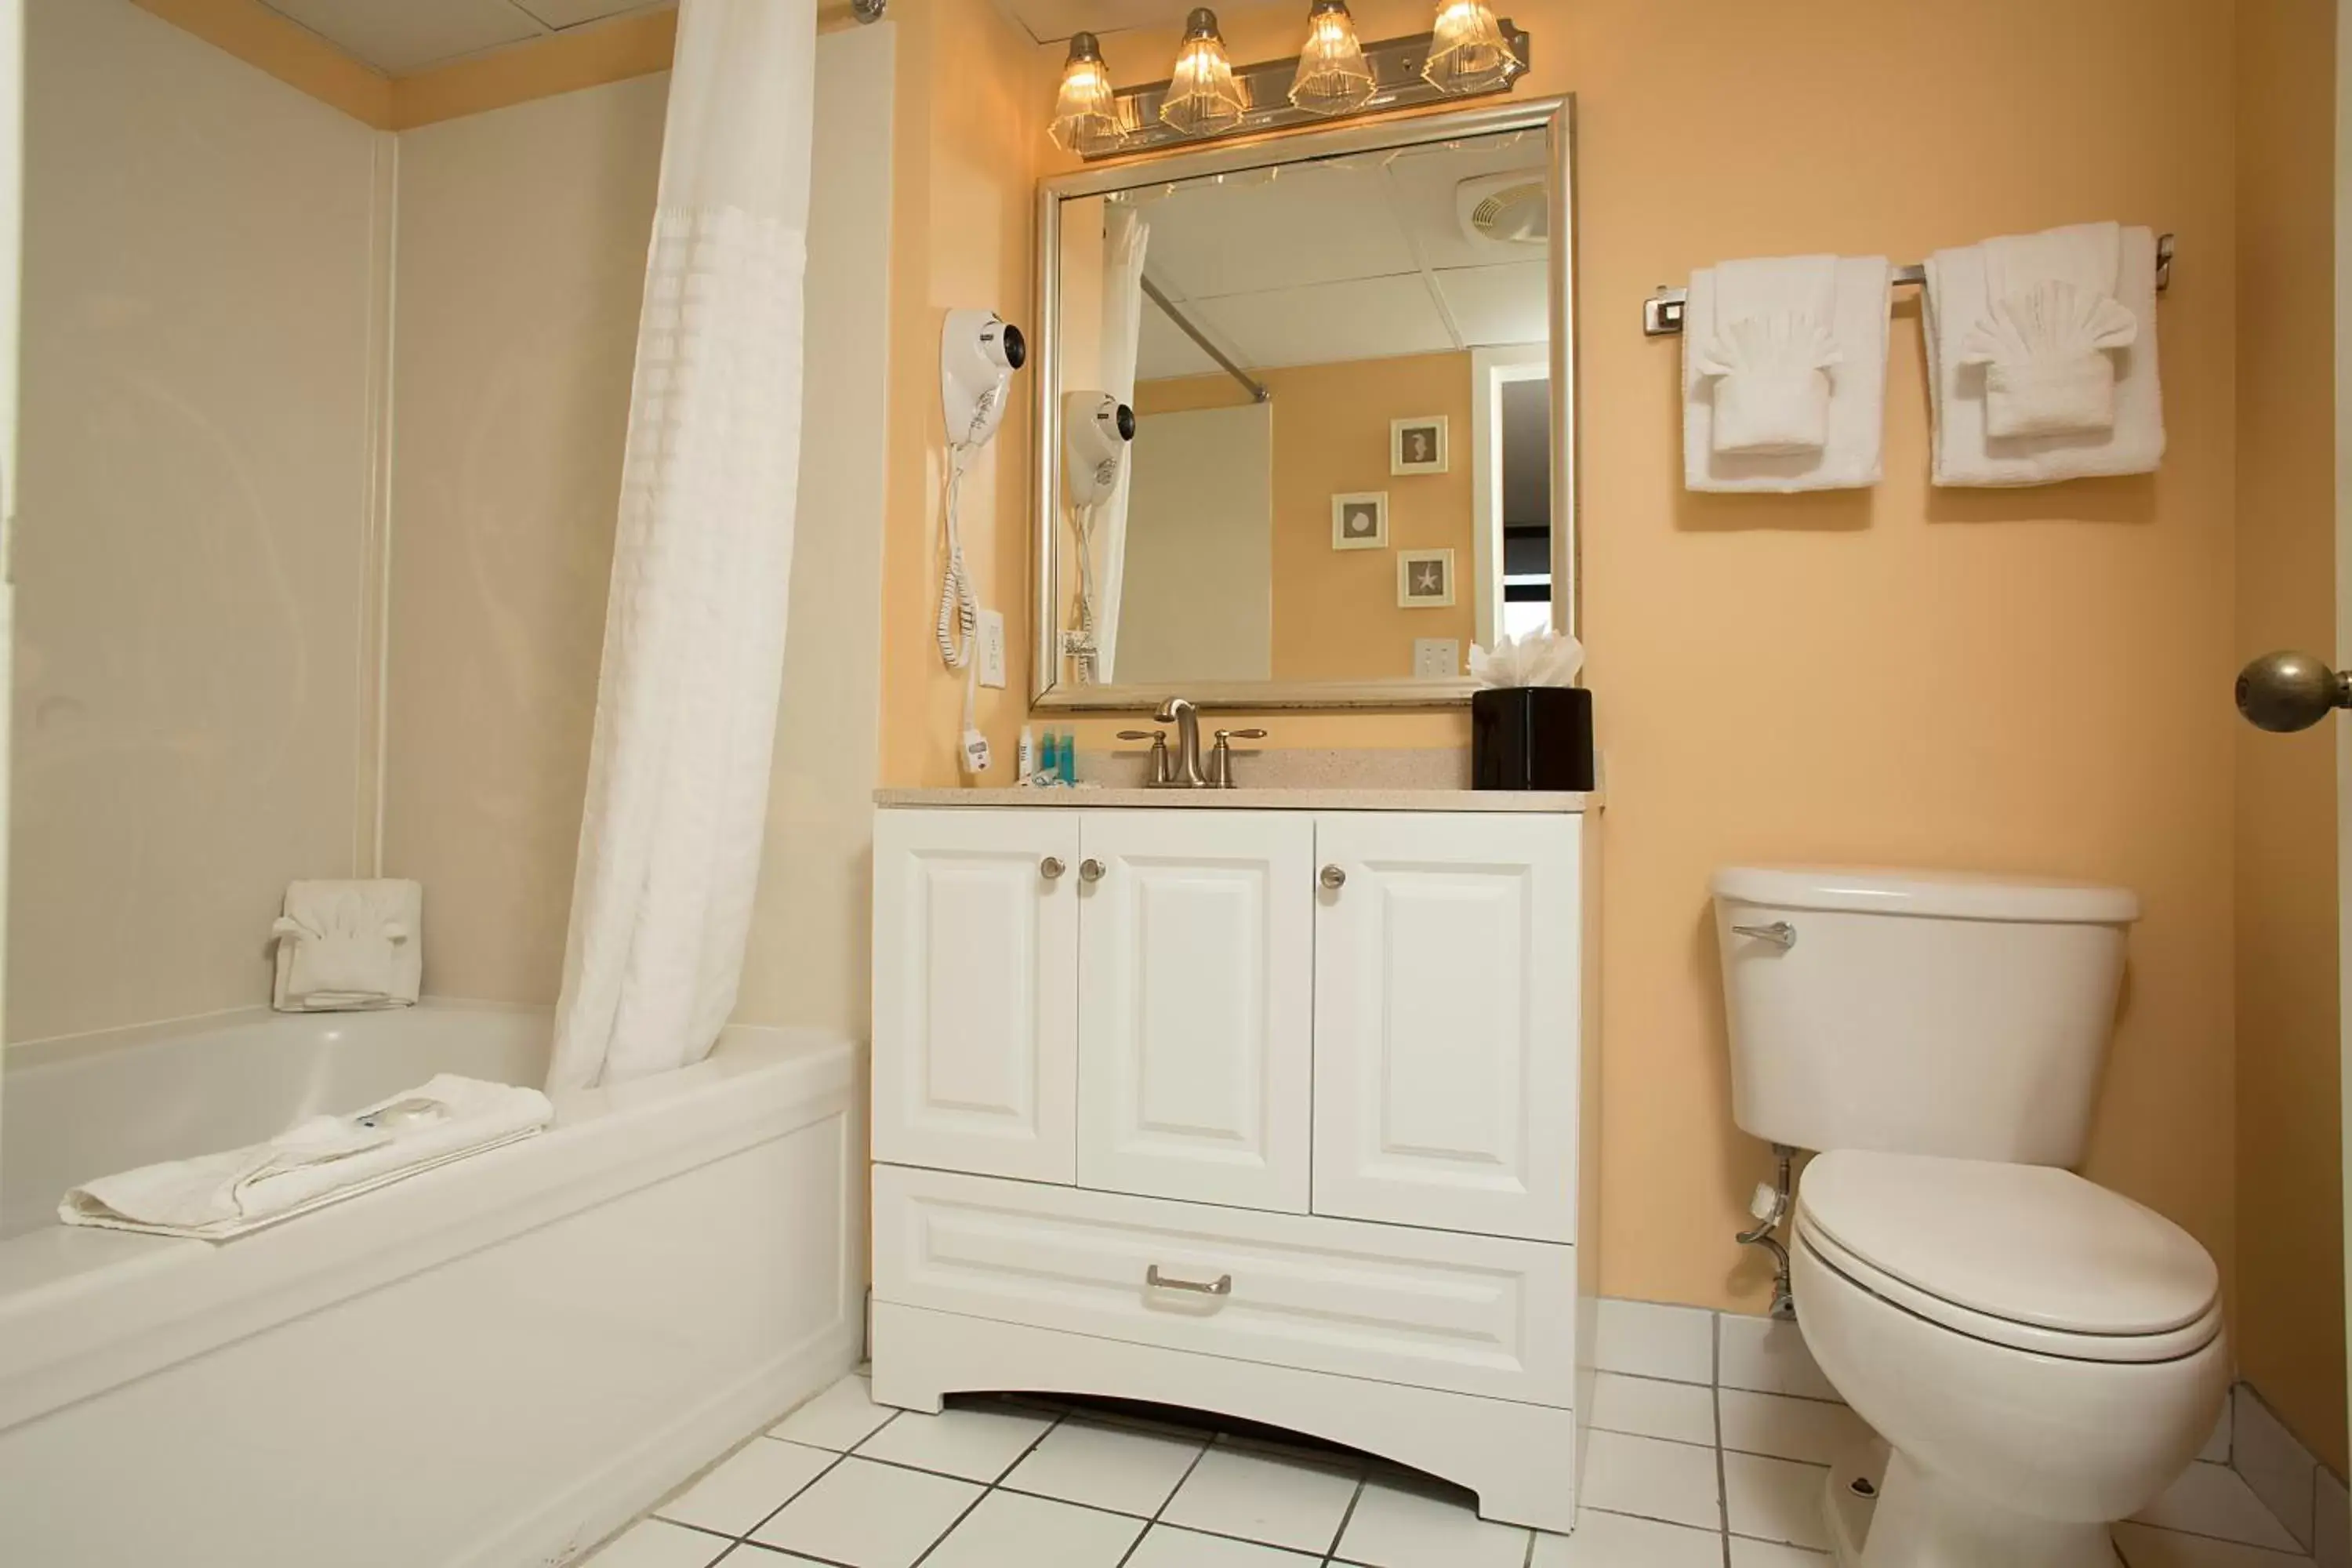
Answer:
1049 31 1122 155
1160 8 1246 138
1421 0 1520 93
1289 0 1375 117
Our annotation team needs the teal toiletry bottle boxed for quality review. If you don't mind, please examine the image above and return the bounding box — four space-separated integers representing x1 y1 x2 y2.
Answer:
1059 730 1078 785
1036 731 1059 786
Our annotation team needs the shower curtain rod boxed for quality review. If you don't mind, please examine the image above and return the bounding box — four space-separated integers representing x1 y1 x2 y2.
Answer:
1140 275 1270 404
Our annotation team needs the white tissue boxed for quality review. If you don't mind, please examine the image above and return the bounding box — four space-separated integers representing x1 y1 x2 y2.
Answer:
1469 630 1585 688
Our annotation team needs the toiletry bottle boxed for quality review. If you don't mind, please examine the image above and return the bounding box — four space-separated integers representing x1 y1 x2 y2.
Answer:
1059 729 1079 786
1036 731 1059 787
1016 725 1036 786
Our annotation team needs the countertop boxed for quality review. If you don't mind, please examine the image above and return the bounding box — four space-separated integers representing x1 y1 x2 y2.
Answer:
872 786 1599 813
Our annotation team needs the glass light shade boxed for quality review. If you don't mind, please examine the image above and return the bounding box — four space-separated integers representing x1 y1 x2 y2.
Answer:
1160 9 1247 137
1049 32 1122 154
1289 0 1375 116
1421 0 1520 93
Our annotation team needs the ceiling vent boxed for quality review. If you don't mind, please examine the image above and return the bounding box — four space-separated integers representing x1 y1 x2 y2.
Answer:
1457 173 1548 249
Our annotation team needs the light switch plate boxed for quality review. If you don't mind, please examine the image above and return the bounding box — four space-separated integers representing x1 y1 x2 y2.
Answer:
1414 638 1461 680
978 609 1007 688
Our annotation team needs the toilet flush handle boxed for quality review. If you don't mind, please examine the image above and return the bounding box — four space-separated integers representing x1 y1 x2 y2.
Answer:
1732 920 1797 949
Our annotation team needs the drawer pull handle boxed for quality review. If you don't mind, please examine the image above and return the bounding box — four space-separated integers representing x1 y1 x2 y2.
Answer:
1145 1265 1232 1297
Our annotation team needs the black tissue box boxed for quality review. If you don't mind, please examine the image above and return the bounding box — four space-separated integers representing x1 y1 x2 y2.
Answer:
1472 687 1594 791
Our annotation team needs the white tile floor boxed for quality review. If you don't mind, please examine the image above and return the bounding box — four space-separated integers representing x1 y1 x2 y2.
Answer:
583 1369 2320 1568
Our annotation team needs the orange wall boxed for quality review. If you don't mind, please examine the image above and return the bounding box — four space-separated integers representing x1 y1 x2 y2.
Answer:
1136 352 1477 681
2234 0 2345 1478
878 0 2245 1318
872 0 1048 786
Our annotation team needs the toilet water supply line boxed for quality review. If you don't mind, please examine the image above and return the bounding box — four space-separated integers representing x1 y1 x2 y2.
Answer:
1739 1144 1798 1320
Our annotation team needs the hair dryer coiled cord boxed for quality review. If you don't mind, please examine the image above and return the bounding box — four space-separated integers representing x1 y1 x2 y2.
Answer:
935 444 978 671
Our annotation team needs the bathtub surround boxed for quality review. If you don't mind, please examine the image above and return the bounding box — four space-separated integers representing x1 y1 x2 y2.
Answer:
12 0 392 1044
547 0 818 1091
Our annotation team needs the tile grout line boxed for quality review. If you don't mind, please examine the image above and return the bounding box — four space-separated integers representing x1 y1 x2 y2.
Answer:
1112 1414 1218 1567
902 1406 1070 1568
1713 1312 1733 1568
1317 1475 1368 1566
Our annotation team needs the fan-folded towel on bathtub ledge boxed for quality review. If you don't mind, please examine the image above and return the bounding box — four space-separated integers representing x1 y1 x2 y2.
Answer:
59 1074 554 1241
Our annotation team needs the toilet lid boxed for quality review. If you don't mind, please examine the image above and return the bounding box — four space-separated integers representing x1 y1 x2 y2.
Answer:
1798 1152 2218 1339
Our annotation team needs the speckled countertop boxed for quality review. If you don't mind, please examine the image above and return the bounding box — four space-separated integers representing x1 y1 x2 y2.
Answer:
872 786 1599 812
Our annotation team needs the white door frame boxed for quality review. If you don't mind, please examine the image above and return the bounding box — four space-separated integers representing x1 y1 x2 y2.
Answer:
1470 343 1549 649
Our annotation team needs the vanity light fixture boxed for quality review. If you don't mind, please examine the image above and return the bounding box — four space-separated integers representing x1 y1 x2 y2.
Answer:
1289 0 1376 117
1160 9 1247 137
1048 31 1122 155
1054 8 1530 159
1422 0 1521 93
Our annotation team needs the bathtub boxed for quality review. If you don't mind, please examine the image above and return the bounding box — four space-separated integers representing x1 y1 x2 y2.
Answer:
0 1002 866 1567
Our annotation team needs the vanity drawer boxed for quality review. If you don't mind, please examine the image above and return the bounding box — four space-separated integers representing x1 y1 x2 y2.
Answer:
873 1163 1577 1408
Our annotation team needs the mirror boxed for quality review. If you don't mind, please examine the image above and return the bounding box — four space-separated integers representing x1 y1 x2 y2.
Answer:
1033 98 1573 709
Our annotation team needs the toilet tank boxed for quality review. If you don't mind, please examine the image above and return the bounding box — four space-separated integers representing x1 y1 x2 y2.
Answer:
1711 866 2140 1166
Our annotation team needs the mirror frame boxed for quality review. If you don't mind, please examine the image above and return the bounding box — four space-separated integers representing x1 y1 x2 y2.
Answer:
1029 95 1578 711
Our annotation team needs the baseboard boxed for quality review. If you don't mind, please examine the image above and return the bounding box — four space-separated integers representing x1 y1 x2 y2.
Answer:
455 1319 863 1568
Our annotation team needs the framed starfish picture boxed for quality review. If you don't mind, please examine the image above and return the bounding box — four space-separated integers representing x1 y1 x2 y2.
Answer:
1397 549 1455 609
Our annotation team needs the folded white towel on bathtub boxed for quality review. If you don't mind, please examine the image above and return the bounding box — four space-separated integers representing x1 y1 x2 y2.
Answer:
60 1073 553 1241
272 879 423 1012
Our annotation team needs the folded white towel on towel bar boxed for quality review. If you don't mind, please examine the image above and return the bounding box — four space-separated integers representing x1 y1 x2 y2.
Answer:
273 879 422 1012
1925 222 2164 485
1684 254 1892 492
60 1074 554 1240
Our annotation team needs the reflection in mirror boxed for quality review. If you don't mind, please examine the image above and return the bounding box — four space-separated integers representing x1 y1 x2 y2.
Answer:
1049 123 1555 697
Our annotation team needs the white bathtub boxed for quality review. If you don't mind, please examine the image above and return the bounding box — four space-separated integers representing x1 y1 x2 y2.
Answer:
0 1002 866 1567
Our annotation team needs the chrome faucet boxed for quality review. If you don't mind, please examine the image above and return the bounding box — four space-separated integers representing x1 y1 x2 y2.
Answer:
1153 697 1208 787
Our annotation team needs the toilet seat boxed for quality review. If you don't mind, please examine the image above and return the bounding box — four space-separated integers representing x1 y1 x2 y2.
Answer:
1797 1150 2221 1366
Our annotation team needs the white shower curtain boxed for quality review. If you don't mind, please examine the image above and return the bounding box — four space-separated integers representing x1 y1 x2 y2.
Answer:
1091 205 1149 684
546 0 816 1092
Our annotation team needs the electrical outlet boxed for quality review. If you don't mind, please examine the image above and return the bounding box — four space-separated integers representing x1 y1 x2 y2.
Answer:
1414 638 1461 680
978 609 1007 689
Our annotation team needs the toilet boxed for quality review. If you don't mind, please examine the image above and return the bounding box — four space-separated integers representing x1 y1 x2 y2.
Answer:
1711 866 2227 1568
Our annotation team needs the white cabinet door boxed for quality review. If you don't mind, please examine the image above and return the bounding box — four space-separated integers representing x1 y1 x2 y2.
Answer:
873 809 1080 1182
1312 812 1584 1242
1077 811 1312 1212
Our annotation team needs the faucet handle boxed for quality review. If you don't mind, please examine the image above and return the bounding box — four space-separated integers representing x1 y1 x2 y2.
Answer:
1204 728 1268 789
1117 729 1174 787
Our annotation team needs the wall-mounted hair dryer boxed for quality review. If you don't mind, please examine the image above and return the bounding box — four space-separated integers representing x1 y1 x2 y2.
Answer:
1062 390 1135 508
940 308 1027 450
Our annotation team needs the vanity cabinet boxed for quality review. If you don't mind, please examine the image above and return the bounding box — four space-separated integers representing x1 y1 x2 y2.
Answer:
869 798 1598 1534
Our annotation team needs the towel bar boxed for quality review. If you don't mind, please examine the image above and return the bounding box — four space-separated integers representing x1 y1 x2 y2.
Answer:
1641 232 2175 337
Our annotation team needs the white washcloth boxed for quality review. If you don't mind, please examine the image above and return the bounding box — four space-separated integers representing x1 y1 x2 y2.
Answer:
60 1074 553 1240
1694 255 1840 455
272 879 422 1011
1684 255 1892 492
1926 223 2163 485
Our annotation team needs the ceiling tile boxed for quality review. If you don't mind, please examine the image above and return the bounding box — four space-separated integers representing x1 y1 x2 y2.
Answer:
1136 161 1416 302
1433 261 1550 347
1137 299 1226 381
259 0 545 74
510 0 668 30
1193 273 1455 371
997 0 1290 45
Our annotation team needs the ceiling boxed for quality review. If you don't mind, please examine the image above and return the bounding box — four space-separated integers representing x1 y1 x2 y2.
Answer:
1127 132 1550 381
256 0 669 75
993 0 1291 45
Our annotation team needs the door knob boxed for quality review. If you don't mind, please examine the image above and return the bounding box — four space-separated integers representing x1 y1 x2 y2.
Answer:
2236 650 2352 732
1040 856 1066 880
1080 858 1106 882
1319 865 1347 891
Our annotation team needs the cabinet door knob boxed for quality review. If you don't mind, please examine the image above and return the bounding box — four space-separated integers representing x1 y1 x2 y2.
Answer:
1080 858 1107 883
1040 856 1066 880
1319 865 1347 891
